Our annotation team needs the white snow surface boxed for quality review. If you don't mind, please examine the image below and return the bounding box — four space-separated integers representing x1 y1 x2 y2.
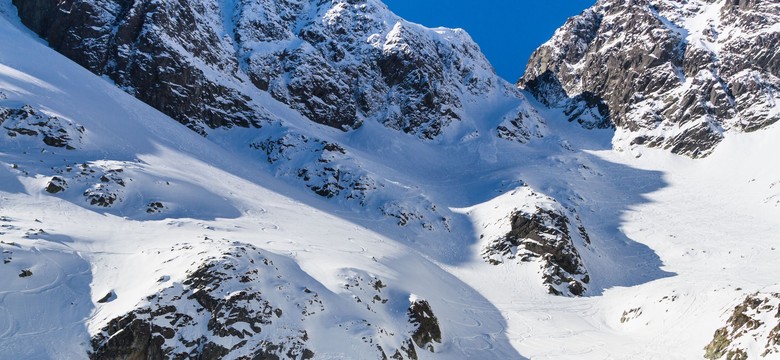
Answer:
1 0 780 359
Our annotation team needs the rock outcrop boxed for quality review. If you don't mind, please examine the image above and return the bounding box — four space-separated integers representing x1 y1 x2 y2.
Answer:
91 243 441 360
1 104 85 150
704 292 780 360
520 0 780 158
407 298 442 353
480 188 591 297
12 0 521 139
91 248 318 360
249 126 452 233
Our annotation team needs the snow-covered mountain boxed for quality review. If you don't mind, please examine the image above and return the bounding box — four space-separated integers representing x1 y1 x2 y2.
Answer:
9 0 557 284
1 0 780 358
520 0 780 158
12 0 528 139
0 4 522 358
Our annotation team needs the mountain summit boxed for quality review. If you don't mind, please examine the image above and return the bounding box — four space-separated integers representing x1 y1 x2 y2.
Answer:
520 0 780 158
13 0 531 140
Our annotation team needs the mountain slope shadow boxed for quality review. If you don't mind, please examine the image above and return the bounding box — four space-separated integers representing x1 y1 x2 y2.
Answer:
509 103 675 295
572 150 676 295
363 93 672 295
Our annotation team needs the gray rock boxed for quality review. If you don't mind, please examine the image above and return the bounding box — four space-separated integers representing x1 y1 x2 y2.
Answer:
45 177 68 194
1 105 84 150
407 299 441 353
520 0 780 158
12 0 514 139
482 205 590 297
90 245 317 360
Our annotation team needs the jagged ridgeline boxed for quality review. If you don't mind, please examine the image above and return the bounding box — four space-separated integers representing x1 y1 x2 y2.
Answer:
520 0 780 158
11 0 519 138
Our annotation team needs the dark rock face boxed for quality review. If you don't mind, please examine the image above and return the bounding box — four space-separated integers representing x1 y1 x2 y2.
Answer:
704 292 780 359
482 205 590 297
520 0 780 158
89 313 167 360
90 243 431 360
13 0 259 135
12 0 513 138
522 71 612 130
407 299 441 353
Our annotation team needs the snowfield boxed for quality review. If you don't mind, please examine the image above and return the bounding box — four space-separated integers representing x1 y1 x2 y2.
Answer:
1 0 780 358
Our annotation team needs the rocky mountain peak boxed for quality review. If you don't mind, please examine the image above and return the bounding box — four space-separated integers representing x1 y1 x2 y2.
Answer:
12 0 520 139
520 0 780 157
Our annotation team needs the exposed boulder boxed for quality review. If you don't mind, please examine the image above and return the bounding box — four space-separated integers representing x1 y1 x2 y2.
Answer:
407 298 442 353
18 269 32 277
45 176 68 194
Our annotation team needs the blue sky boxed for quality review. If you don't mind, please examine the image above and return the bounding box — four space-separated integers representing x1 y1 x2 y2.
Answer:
382 1 594 82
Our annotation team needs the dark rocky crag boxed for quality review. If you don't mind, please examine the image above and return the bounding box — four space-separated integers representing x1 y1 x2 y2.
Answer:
520 0 780 158
407 299 442 353
90 246 318 360
12 0 517 139
482 202 591 297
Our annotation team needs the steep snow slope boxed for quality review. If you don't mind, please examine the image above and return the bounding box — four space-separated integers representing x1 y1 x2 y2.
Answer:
0 4 523 358
7 0 558 286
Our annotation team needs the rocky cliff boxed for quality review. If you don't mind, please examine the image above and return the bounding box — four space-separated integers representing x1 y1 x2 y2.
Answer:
520 0 780 158
479 187 592 297
12 0 521 139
